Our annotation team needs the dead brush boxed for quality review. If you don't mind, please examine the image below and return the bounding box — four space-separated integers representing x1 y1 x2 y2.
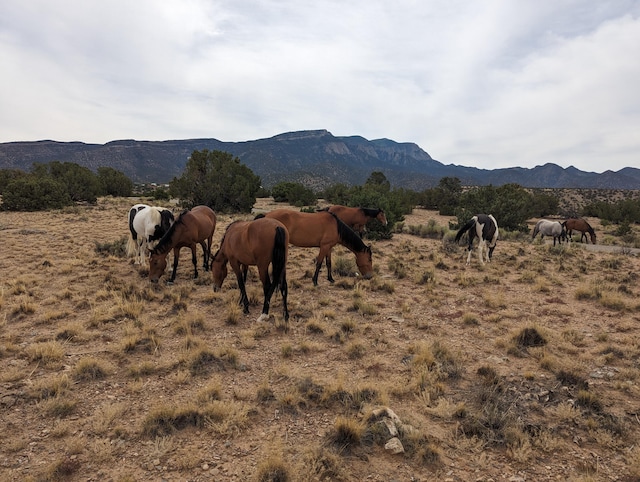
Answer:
25 340 65 366
325 416 365 454
457 369 518 445
256 454 291 482
73 357 110 381
29 374 71 400
507 326 548 357
298 447 345 482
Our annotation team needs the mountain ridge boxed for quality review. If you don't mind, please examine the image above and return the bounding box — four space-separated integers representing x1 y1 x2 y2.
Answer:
1 130 638 190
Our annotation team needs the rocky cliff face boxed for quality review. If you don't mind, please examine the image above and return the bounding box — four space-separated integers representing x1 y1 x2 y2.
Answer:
1 131 638 189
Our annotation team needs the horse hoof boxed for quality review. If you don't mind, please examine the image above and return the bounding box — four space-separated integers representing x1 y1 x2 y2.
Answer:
257 313 269 322
166 281 174 286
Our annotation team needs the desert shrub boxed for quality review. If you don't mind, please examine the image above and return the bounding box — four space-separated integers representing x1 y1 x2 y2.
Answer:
271 181 317 207
2 176 71 211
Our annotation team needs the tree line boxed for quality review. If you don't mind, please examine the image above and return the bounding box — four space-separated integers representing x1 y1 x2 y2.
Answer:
1 149 637 238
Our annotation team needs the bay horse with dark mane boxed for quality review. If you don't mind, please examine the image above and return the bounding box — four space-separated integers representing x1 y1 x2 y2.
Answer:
148 205 216 283
318 205 387 237
127 203 174 266
562 218 596 244
211 218 289 322
455 214 499 265
258 209 373 285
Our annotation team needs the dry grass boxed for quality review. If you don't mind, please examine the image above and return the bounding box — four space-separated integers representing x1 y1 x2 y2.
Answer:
0 197 639 481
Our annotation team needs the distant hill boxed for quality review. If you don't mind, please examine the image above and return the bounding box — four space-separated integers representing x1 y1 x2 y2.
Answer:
1 129 638 190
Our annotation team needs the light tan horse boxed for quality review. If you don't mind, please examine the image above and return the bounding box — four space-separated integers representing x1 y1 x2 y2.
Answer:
148 205 216 283
259 209 373 285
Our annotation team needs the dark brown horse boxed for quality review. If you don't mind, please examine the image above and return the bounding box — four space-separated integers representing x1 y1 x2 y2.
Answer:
562 218 596 244
148 205 217 283
211 218 289 321
259 209 373 285
319 205 387 237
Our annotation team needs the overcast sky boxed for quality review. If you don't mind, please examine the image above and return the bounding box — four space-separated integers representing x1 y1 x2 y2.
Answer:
1 1 639 173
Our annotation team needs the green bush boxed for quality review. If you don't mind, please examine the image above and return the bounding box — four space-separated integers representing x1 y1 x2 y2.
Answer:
2 176 71 211
271 181 316 206
169 149 261 213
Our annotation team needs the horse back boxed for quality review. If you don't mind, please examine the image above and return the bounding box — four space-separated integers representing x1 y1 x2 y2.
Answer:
265 209 334 247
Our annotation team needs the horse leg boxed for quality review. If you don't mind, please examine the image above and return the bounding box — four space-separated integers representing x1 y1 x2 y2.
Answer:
169 247 180 283
312 246 330 285
477 240 485 264
230 261 250 314
280 272 289 321
257 264 274 322
190 244 198 279
325 249 334 283
200 241 208 271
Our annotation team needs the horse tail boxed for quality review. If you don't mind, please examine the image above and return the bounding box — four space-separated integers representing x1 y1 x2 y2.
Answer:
271 226 287 289
455 218 476 243
254 213 266 220
126 208 139 257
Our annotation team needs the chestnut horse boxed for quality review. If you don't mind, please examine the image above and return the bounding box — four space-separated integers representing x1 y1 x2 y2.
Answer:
319 205 387 236
258 209 373 285
455 214 499 265
211 218 289 322
148 206 216 283
562 218 596 244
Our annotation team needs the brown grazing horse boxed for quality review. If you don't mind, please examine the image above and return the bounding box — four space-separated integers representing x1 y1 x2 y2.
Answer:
211 218 289 321
319 205 387 236
562 218 596 244
259 209 373 285
148 205 216 283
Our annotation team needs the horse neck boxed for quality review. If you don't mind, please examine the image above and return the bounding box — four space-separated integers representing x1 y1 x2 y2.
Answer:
335 217 367 253
154 223 178 254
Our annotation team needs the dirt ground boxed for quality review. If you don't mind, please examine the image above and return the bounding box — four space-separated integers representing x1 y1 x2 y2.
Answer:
1 197 639 482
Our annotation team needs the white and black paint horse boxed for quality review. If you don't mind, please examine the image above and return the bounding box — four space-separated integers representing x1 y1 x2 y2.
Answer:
126 204 175 265
454 214 499 265
532 219 566 246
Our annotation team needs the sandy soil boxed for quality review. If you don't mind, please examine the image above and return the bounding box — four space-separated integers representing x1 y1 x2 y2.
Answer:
1 197 639 482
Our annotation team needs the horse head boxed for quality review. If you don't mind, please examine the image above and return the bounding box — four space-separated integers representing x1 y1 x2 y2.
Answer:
210 250 227 291
355 244 374 279
376 209 388 226
148 248 167 283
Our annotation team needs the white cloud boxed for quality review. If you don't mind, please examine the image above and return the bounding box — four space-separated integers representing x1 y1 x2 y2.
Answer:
1 0 639 172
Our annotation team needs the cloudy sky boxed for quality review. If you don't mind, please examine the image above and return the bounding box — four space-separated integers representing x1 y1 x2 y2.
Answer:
1 1 639 172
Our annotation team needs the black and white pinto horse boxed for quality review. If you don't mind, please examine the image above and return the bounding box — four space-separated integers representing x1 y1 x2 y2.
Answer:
126 204 175 265
455 214 499 265
532 219 566 246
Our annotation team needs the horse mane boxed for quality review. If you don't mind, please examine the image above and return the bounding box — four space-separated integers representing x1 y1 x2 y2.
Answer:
360 207 382 218
584 220 595 234
152 209 188 254
330 212 370 253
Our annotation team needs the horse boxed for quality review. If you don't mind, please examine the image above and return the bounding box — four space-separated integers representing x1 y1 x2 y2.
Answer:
532 219 566 246
211 218 289 322
454 214 499 265
258 209 373 285
148 205 216 283
562 218 596 244
318 205 387 237
127 204 175 265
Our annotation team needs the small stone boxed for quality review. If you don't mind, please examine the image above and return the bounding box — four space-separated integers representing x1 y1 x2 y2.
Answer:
384 437 404 454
